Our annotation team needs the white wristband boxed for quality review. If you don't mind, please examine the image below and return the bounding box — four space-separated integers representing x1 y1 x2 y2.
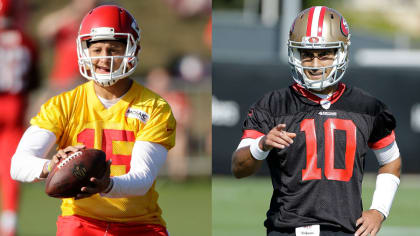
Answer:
250 136 270 160
370 173 400 218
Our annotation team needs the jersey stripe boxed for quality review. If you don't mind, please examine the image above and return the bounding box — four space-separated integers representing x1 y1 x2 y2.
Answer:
317 7 326 36
369 131 396 150
306 7 315 36
241 129 265 139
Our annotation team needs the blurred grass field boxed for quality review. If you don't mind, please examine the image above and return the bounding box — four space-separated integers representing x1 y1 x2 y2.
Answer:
13 177 211 236
213 174 420 236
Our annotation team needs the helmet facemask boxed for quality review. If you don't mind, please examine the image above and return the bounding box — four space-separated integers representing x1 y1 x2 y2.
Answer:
77 28 140 87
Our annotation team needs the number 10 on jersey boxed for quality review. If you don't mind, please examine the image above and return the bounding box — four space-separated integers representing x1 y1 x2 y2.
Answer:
300 118 356 182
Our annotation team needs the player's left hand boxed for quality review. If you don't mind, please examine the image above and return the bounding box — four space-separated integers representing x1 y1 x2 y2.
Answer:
355 209 384 236
75 160 112 200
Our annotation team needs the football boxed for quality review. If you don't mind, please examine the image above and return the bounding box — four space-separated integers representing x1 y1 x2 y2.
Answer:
45 148 107 198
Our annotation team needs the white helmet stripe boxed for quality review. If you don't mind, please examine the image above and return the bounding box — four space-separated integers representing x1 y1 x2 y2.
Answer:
311 6 323 37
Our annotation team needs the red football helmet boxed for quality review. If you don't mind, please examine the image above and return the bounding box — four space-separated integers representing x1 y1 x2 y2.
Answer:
288 6 351 91
77 5 141 86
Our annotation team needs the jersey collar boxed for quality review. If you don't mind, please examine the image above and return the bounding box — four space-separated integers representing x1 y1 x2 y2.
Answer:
88 80 140 112
291 82 346 105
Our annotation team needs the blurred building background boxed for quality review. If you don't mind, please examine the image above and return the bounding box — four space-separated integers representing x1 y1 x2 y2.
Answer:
212 0 420 175
2 0 211 236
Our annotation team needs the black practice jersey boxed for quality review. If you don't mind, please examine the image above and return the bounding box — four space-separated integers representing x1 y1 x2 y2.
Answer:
241 83 396 232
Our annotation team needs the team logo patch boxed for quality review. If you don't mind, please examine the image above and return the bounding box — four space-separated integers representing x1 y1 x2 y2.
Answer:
126 108 149 123
308 37 319 43
303 36 325 44
340 17 349 37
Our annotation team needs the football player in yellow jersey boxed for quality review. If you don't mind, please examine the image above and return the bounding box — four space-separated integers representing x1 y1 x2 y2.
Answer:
11 5 176 236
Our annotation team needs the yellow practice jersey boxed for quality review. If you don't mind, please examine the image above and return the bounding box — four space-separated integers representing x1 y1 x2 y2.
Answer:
31 80 176 226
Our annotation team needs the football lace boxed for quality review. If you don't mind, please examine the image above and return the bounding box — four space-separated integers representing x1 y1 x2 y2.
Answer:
57 151 82 169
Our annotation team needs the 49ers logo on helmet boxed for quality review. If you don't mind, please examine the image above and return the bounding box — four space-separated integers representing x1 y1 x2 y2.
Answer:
340 17 349 37
308 37 319 43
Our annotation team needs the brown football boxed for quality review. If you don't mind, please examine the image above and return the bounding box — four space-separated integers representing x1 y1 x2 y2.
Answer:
45 149 107 198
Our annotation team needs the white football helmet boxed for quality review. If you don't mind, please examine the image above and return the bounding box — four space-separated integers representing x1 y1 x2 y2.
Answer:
77 5 141 87
288 6 351 91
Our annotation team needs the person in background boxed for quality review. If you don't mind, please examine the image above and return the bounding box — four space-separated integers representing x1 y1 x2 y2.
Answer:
0 0 39 235
146 67 192 181
37 0 97 91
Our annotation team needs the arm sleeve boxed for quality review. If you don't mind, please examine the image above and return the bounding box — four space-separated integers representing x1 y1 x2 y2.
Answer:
11 126 56 182
100 141 167 198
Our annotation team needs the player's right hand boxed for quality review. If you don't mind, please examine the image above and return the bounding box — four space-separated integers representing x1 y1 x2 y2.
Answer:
260 124 296 151
41 145 86 178
76 159 112 200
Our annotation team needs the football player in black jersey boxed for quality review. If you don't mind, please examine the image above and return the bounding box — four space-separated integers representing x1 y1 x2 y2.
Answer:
232 6 401 236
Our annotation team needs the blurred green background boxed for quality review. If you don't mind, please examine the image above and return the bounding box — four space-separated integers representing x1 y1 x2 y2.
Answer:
213 175 420 236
